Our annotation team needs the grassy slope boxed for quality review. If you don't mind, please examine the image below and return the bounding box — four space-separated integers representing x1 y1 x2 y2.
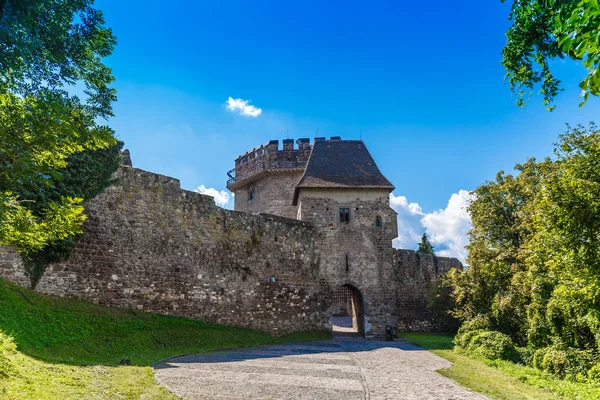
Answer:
400 333 600 400
0 278 330 399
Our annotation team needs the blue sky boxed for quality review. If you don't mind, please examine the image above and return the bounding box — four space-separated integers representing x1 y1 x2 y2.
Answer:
95 0 599 260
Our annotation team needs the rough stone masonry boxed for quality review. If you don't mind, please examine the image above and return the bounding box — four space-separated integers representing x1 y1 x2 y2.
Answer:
0 137 463 338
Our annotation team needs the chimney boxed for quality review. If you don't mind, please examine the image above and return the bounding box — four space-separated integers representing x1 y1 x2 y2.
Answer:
330 136 342 141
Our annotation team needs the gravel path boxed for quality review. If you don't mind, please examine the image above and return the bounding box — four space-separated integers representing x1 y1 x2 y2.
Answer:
155 338 488 400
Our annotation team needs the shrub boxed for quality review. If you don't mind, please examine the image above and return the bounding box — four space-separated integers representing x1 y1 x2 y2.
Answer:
454 328 484 349
588 363 600 382
0 332 17 378
532 347 548 370
540 347 570 378
460 314 492 332
514 346 535 366
465 330 517 360
534 345 600 380
454 315 493 348
455 329 517 361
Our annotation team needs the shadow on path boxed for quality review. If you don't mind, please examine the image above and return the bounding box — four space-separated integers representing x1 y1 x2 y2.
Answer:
155 338 488 400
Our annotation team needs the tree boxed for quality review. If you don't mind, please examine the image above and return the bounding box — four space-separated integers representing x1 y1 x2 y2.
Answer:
501 0 600 109
20 141 123 287
448 123 600 363
417 233 435 255
0 0 117 254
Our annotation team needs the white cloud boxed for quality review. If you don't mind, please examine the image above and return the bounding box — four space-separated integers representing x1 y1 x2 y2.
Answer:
422 190 474 263
390 193 425 249
225 97 262 117
194 185 232 207
389 190 474 264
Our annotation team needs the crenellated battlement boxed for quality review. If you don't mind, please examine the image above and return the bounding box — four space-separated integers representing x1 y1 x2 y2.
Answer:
226 136 342 190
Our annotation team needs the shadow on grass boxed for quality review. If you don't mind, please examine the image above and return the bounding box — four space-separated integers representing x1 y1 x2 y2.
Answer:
398 332 455 350
0 277 331 367
1 277 448 370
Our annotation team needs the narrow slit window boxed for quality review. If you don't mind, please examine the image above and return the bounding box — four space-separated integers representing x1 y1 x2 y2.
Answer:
248 189 255 201
375 216 382 229
339 208 350 224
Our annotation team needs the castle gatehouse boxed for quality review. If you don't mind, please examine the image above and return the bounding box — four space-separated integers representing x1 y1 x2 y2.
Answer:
0 137 462 338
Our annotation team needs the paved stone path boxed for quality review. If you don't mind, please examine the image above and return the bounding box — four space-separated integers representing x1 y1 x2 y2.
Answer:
155 338 488 400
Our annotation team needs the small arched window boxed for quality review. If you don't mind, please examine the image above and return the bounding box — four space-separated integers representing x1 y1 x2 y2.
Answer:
375 216 382 229
248 188 255 201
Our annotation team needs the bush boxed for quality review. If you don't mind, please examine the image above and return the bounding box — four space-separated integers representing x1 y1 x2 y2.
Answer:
0 332 16 378
454 315 492 348
455 329 517 361
533 345 600 380
467 330 517 360
460 314 492 332
588 363 600 382
540 347 570 378
454 328 483 348
514 346 535 365
532 347 549 370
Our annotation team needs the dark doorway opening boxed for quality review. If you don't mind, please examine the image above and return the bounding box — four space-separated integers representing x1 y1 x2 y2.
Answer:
329 284 365 337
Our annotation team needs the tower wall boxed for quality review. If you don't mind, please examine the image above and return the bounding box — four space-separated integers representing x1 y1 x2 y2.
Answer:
227 138 312 219
297 189 399 337
233 171 304 219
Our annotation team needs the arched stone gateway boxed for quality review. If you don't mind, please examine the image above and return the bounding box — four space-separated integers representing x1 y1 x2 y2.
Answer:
328 284 365 337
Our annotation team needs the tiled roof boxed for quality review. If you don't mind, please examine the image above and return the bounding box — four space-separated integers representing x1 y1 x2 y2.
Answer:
293 140 394 204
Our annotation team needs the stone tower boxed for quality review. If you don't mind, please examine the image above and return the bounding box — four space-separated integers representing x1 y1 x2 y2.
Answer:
293 139 399 336
226 138 313 219
228 137 399 337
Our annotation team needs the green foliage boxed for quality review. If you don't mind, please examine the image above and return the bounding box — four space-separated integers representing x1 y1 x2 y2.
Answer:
532 345 600 381
0 0 117 254
456 330 517 361
0 194 86 254
20 142 123 287
402 333 600 400
501 0 600 109
0 332 16 378
588 363 600 382
449 123 600 381
514 346 535 366
427 274 461 333
417 232 435 255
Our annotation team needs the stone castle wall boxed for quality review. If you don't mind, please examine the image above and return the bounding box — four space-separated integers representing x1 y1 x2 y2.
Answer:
0 166 464 337
394 249 462 331
0 248 29 288
1 167 328 335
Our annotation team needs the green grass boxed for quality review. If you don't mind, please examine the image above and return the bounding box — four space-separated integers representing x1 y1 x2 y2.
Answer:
0 277 331 399
400 333 600 400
